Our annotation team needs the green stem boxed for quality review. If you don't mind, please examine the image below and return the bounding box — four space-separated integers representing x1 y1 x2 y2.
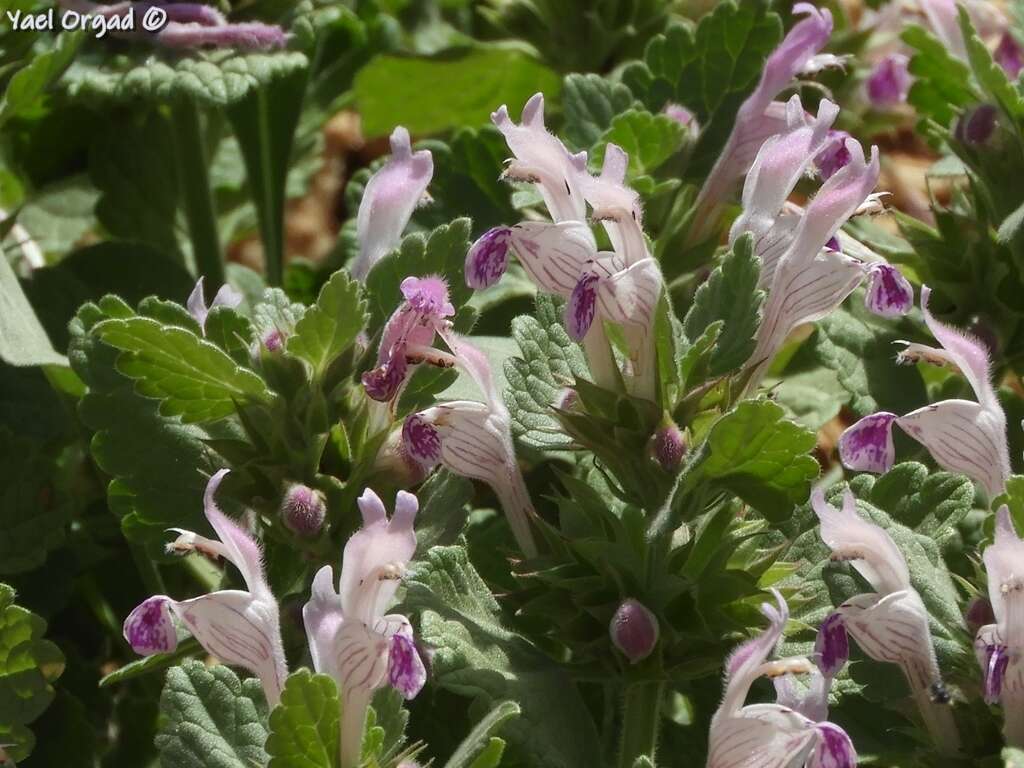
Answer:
171 99 224 286
618 680 664 768
254 88 283 287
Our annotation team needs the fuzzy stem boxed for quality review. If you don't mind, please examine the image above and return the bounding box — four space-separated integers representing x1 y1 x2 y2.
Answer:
910 683 960 756
583 321 619 391
618 680 663 768
340 687 372 768
171 99 224 285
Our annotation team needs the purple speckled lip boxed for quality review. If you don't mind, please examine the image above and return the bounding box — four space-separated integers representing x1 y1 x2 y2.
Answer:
565 272 599 341
403 413 442 466
466 227 512 289
815 612 849 678
388 632 427 699
838 412 897 474
984 643 1009 703
813 722 857 768
865 264 913 317
124 596 177 655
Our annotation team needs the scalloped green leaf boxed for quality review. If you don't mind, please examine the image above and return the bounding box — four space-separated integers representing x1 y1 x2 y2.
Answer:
702 398 818 522
266 670 340 768
95 316 275 422
504 294 589 450
287 270 367 377
62 50 308 107
591 109 685 176
0 31 83 127
561 73 636 150
0 584 65 764
155 661 269 768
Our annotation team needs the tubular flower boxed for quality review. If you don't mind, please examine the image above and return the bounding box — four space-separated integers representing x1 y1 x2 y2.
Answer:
976 506 1024 745
691 3 834 245
58 0 286 48
774 613 850 724
402 335 539 557
866 53 913 108
187 276 242 335
302 489 426 768
707 590 857 768
122 470 287 706
745 137 888 389
352 127 434 282
362 275 456 411
812 488 959 753
839 286 1010 497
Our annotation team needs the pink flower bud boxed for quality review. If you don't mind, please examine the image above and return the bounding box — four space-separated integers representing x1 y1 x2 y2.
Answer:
609 599 659 663
281 484 326 537
650 423 687 473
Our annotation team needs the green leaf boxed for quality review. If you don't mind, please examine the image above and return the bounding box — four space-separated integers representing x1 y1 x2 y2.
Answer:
89 110 183 260
0 32 83 127
561 73 636 150
0 249 67 367
425 127 517 231
227 65 309 285
62 50 309 107
623 1 781 172
504 294 589 450
0 583 65 763
287 270 367 376
15 174 98 255
865 462 974 546
443 700 519 768
405 544 603 768
682 233 763 377
0 429 70 574
702 399 819 522
364 219 473 329
957 7 1024 121
70 299 245 548
353 47 560 137
902 25 977 128
591 109 686 176
806 298 928 416
95 316 274 422
98 638 202 688
266 670 340 768
155 661 269 768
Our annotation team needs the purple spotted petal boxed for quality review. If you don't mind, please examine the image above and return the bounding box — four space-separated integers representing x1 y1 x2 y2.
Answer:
816 130 852 180
866 54 912 108
123 596 178 656
814 613 849 678
362 346 408 402
466 227 512 289
388 631 427 699
810 722 857 768
864 263 913 317
565 272 599 341
402 413 442 467
996 32 1024 79
838 412 897 474
983 643 1009 703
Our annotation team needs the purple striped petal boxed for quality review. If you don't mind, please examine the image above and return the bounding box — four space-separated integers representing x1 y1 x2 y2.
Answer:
838 412 897 474
815 613 849 678
565 272 599 341
123 596 178 656
466 227 512 289
810 722 857 768
388 631 427 699
983 643 1009 703
864 264 913 317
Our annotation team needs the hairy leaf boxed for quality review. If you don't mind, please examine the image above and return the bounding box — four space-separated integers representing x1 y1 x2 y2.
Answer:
266 670 340 768
287 270 367 376
405 544 602 768
562 73 636 150
591 109 686 176
702 399 818 522
504 294 589 449
155 661 269 768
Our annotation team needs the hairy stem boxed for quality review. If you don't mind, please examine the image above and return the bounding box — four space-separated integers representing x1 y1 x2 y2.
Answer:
618 680 663 768
171 99 224 285
910 683 960 756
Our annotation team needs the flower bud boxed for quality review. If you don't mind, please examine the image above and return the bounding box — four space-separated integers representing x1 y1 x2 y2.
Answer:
866 54 911 108
262 328 285 352
955 104 999 147
663 102 698 133
280 484 326 537
609 599 659 664
649 422 687 473
996 32 1024 79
